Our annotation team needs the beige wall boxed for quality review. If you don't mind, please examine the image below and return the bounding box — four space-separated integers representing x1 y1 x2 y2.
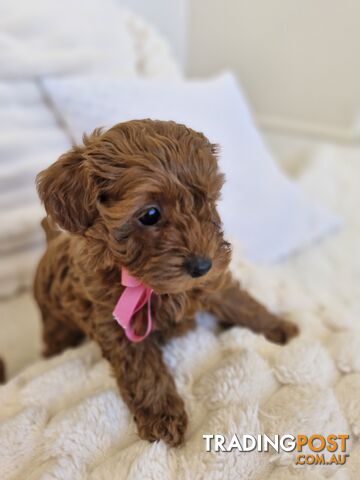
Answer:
186 0 360 140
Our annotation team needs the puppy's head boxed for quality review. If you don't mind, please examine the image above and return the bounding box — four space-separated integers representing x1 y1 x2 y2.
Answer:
37 120 231 294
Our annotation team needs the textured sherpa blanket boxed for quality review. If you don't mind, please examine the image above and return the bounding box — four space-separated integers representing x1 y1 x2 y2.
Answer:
0 148 360 479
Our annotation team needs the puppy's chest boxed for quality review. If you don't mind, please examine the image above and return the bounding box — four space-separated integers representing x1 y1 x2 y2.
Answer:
152 291 203 328
68 262 204 333
90 285 198 333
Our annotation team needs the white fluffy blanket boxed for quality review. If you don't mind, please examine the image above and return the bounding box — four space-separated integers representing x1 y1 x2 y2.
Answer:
1 147 359 479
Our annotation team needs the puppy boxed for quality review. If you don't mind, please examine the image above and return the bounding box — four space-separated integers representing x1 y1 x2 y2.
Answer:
34 120 298 446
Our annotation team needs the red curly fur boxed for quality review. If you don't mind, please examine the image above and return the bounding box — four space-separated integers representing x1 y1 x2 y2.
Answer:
34 120 298 446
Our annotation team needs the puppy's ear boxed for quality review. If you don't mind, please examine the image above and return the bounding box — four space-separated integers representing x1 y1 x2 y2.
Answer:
36 146 98 234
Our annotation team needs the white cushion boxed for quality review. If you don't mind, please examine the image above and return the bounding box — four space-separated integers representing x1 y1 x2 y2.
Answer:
42 72 340 262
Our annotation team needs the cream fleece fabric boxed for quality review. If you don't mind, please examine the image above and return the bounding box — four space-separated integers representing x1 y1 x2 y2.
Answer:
0 146 359 479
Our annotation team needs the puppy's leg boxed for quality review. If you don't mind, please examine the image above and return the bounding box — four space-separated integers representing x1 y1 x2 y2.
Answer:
95 323 187 447
41 310 85 358
207 273 299 344
0 357 5 383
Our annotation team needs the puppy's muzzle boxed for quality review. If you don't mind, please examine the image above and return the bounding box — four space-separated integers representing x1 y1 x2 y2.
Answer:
185 256 212 278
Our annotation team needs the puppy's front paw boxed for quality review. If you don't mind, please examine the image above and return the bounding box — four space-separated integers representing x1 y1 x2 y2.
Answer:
265 319 299 345
135 398 188 447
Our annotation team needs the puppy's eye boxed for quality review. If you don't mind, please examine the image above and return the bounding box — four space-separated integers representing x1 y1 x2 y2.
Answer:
138 207 161 226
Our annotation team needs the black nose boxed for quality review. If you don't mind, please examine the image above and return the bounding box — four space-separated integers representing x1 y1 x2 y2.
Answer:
185 256 212 278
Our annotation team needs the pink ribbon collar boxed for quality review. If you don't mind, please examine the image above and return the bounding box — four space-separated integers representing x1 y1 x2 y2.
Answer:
113 268 153 342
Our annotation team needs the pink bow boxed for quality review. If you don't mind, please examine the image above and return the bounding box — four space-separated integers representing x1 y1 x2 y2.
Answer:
113 268 153 342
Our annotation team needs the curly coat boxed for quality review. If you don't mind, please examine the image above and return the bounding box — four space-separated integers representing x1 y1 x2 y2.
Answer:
34 119 298 446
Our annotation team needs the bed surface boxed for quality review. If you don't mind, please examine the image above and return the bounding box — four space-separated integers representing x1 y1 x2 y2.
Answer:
1 137 359 479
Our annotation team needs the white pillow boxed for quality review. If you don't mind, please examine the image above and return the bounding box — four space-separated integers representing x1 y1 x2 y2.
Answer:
0 0 179 80
42 73 340 262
